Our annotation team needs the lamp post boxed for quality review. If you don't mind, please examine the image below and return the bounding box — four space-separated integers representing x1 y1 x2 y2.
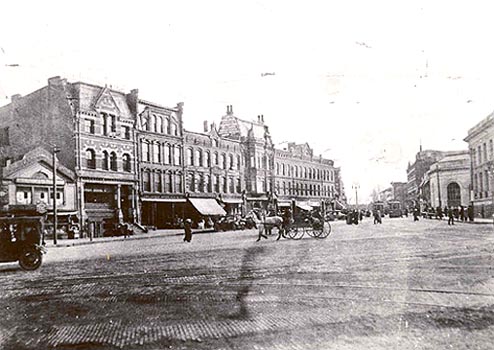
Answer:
52 145 60 245
352 184 360 222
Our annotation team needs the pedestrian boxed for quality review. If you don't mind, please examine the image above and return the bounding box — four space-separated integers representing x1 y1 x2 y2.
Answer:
460 206 465 222
447 207 455 225
183 218 192 242
413 207 420 222
373 209 381 224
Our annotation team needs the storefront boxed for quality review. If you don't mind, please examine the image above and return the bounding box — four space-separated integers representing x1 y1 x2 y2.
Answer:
141 198 186 229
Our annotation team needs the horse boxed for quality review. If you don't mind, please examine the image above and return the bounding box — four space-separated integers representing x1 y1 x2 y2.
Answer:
246 210 285 241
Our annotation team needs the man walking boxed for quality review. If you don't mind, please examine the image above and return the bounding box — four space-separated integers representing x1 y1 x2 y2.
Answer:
448 207 455 225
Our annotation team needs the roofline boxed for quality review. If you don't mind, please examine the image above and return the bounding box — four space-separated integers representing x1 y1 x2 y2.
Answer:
138 99 179 112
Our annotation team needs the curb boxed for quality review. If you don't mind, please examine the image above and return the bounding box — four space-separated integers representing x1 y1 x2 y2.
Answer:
46 229 216 248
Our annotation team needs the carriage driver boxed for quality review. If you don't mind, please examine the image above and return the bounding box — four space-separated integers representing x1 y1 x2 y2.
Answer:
282 208 292 236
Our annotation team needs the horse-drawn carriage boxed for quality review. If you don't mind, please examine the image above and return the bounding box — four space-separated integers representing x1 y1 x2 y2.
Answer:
284 213 331 240
248 209 331 240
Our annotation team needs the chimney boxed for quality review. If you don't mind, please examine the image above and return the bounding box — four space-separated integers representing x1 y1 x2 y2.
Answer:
11 94 21 102
203 120 209 132
48 76 62 86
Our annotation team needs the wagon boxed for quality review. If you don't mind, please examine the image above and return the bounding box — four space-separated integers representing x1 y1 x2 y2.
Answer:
284 215 331 240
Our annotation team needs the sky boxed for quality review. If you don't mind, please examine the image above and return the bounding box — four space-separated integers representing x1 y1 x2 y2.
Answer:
1 0 493 203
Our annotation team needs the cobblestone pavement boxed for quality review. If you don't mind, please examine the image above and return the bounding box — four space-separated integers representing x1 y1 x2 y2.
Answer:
1 218 494 350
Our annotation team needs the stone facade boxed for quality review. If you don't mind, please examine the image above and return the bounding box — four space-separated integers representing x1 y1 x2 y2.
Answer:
422 151 470 209
464 111 494 217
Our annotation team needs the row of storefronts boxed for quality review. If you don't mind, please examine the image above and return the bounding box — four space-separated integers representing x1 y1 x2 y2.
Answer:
0 77 345 236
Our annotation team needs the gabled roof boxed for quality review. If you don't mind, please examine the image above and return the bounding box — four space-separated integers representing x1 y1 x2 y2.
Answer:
3 147 75 181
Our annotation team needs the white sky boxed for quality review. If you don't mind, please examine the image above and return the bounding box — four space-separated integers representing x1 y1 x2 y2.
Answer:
1 0 493 203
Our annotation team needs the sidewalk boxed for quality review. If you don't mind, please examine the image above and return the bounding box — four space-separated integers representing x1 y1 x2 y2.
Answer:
45 228 215 248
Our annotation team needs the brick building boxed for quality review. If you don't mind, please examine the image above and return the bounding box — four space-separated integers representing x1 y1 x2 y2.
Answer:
0 77 343 234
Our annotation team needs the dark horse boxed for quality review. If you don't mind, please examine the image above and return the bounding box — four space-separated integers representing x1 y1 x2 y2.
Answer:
247 210 285 241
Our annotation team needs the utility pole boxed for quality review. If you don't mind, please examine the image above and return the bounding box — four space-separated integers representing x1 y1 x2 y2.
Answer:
52 145 60 245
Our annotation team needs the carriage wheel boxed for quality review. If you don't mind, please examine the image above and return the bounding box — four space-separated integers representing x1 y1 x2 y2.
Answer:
306 227 317 238
287 227 304 240
316 222 332 239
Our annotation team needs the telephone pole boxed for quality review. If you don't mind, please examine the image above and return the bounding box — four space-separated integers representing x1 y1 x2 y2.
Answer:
52 145 60 245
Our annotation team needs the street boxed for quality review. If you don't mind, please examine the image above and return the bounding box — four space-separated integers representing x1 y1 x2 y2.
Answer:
1 217 494 350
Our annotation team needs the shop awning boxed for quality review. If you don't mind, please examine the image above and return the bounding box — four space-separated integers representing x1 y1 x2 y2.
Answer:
221 198 244 204
246 196 269 201
308 201 321 207
188 198 226 216
296 203 312 211
278 202 291 207
141 198 186 203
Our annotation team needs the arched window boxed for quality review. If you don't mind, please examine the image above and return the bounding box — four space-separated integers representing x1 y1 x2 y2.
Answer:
164 117 170 134
149 114 156 132
205 152 211 167
156 116 162 133
187 148 194 166
237 155 241 169
123 154 131 172
229 154 234 169
222 154 227 169
86 149 96 169
171 123 177 136
222 176 228 193
175 172 183 192
141 114 148 131
110 152 118 171
164 144 171 165
102 151 109 170
174 146 181 165
447 182 461 207
197 149 203 167
189 172 196 192
213 152 218 166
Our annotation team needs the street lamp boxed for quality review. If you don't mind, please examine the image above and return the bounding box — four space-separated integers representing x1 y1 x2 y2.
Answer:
352 184 360 222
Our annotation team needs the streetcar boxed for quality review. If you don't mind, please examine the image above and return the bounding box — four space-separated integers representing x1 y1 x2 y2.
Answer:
387 200 403 218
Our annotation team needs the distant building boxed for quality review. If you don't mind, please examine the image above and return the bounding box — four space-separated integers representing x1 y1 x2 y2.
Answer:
390 182 407 209
406 149 446 208
421 150 470 209
464 111 494 217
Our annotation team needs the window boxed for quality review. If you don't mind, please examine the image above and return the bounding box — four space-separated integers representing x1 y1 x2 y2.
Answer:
123 154 131 172
237 155 241 169
164 117 170 134
155 172 162 192
101 113 108 135
478 146 482 165
149 114 156 132
153 143 161 163
171 123 177 136
142 142 150 162
143 170 151 192
236 178 241 193
122 126 131 140
205 175 211 192
102 151 109 170
187 148 194 166
175 173 182 192
110 114 117 133
205 152 211 167
189 172 196 192
229 177 235 193
229 154 234 169
484 143 488 163
197 149 203 167
213 152 218 166
166 173 173 192
198 173 205 192
223 176 228 193
141 114 149 131
110 152 118 171
85 119 95 134
215 175 220 192
222 154 227 169
164 144 171 165
490 140 493 160
156 116 162 133
86 149 96 169
174 146 181 165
